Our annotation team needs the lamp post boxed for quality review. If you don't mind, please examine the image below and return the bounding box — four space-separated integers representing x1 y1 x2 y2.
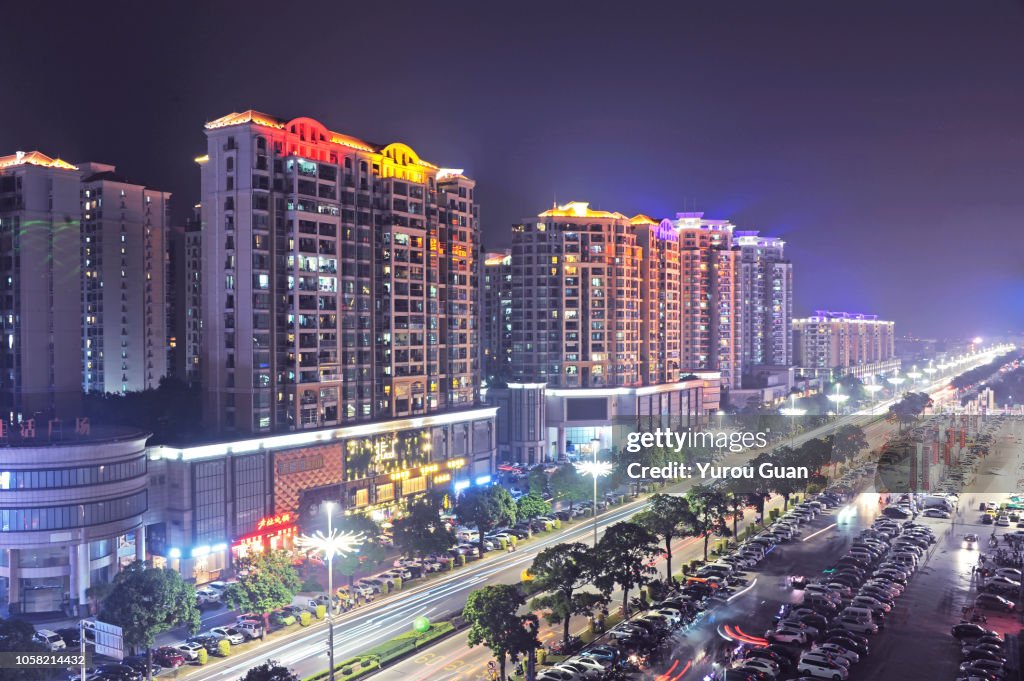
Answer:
296 505 365 681
864 381 882 414
575 460 614 547
907 365 922 391
827 383 848 418
888 375 905 401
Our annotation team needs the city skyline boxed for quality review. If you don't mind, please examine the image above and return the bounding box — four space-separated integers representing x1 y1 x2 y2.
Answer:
2 1 1022 338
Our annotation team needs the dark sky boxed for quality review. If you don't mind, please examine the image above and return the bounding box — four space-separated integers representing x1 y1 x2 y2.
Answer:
3 1 1023 338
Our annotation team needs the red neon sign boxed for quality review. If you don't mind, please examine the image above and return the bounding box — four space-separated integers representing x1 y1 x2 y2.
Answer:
256 513 293 531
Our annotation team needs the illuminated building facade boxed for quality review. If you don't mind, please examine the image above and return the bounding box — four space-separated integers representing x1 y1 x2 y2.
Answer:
0 152 84 422
736 232 793 372
198 111 480 435
510 202 642 388
167 217 203 384
482 250 513 380
674 213 743 390
79 163 170 394
633 216 683 385
0 427 150 616
793 310 896 374
147 406 496 582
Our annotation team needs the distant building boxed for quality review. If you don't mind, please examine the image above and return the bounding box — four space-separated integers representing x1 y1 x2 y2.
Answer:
0 152 84 422
793 310 897 379
675 212 744 390
79 163 170 394
167 216 202 384
736 232 793 372
482 250 512 381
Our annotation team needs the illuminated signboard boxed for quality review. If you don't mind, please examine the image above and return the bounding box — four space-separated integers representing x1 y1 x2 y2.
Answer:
256 512 293 531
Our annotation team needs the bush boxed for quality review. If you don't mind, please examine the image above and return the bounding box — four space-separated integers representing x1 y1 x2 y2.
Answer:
302 576 324 592
552 519 561 530
360 659 373 668
393 577 402 591
509 535 518 547
315 604 327 620
445 557 455 571
196 648 208 665
217 639 231 657
341 667 352 675
456 554 466 567
499 538 509 550
300 611 312 627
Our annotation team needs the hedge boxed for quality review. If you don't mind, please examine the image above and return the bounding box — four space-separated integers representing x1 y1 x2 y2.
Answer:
302 622 456 681
217 639 231 657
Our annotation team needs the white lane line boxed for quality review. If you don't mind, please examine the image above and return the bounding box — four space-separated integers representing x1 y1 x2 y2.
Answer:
802 523 838 542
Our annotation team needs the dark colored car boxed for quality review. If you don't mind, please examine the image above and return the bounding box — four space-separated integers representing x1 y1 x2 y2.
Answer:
122 656 162 677
975 594 1015 612
95 665 143 681
823 634 868 657
744 648 793 671
952 623 1000 642
186 635 221 653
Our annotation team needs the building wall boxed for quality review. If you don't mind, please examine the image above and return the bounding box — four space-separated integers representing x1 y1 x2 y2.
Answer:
199 112 480 435
482 251 513 380
0 155 84 422
0 428 150 615
80 165 170 394
794 311 896 372
737 233 793 373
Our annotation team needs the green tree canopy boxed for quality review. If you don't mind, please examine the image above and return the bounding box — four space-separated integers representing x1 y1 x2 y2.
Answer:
549 465 591 512
393 494 456 558
832 424 869 470
516 492 552 533
223 551 302 631
463 585 539 681
685 486 732 561
455 486 517 554
239 660 299 681
98 561 200 677
528 542 602 644
635 494 696 582
0 618 49 681
594 522 660 616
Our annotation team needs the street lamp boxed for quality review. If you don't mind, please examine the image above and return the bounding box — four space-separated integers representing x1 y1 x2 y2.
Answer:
575 460 614 547
907 365 922 390
827 383 848 417
888 375 905 401
864 378 882 413
296 504 365 681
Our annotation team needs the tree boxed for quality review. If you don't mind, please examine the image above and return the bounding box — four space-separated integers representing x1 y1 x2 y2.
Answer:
456 486 517 555
0 618 49 681
393 494 456 558
528 542 601 645
635 494 695 582
337 514 385 567
594 522 660 617
888 392 933 431
464 585 539 681
527 468 548 496
223 551 302 635
763 447 808 510
239 660 299 681
725 458 772 528
549 465 590 512
516 492 552 535
685 486 732 562
98 561 200 681
832 425 869 472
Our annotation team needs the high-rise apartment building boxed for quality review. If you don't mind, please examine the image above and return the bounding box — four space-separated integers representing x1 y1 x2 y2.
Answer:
167 217 202 384
0 152 83 421
482 250 513 381
633 215 683 385
736 232 793 372
199 111 480 435
675 212 743 390
793 310 896 375
80 163 170 394
510 202 642 388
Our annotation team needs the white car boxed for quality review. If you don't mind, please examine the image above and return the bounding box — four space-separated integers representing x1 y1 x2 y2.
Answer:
209 627 244 645
834 616 878 634
734 658 780 677
995 568 1023 580
536 668 581 681
195 587 221 603
555 660 603 679
34 629 66 651
797 658 849 680
655 608 683 625
173 642 204 661
563 657 607 675
996 516 1010 527
765 627 807 644
812 643 860 664
801 651 850 668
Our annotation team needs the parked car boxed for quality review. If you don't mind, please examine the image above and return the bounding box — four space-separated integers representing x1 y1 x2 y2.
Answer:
153 648 186 668
171 642 204 661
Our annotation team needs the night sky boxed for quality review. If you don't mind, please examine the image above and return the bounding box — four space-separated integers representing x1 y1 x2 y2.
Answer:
3 1 1023 338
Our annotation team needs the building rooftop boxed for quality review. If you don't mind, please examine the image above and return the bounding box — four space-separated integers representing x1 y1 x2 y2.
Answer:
0 151 77 171
538 201 628 220
0 423 150 448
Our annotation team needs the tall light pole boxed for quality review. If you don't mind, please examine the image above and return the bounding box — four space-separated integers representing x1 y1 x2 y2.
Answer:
575 460 613 547
888 375 905 401
907 365 922 391
864 376 882 414
780 393 806 445
827 383 848 418
296 506 365 681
